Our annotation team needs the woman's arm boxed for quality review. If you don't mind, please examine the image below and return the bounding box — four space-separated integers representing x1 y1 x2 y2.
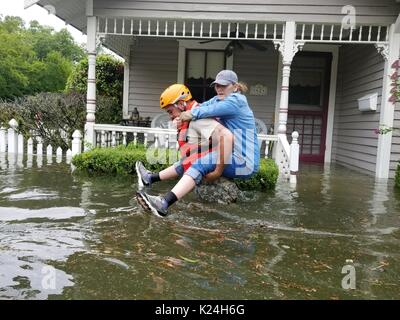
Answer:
191 94 240 120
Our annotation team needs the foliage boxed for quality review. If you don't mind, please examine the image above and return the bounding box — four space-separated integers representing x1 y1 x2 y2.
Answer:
373 125 395 135
66 54 124 124
234 158 279 191
96 95 123 124
66 54 124 103
396 163 400 189
72 145 279 191
0 92 123 149
27 21 84 63
0 16 84 100
72 144 172 176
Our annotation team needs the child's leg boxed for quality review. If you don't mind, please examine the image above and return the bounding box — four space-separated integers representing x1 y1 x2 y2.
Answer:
159 160 184 180
137 160 184 188
137 152 217 216
171 174 196 199
168 151 217 200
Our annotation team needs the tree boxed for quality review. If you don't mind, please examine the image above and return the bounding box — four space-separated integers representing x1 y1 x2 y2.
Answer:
66 54 124 100
28 20 84 63
29 51 73 93
0 17 32 98
0 16 85 100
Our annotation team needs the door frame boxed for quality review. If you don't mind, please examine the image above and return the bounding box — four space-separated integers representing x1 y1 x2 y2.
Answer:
274 44 339 164
289 51 331 163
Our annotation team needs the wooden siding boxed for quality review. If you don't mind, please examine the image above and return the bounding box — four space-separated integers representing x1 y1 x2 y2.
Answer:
94 0 400 24
128 38 278 126
233 44 279 130
390 103 400 178
128 38 178 118
332 44 384 175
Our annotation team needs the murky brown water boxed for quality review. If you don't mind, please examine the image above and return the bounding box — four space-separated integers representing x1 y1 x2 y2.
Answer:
1 153 400 299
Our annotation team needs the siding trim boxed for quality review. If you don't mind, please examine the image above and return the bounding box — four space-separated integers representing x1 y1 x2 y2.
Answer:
376 24 400 178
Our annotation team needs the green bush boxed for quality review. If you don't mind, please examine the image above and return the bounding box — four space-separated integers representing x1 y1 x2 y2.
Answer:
72 144 174 176
0 92 123 149
66 54 123 102
396 163 400 189
234 158 279 191
66 54 124 124
72 145 279 191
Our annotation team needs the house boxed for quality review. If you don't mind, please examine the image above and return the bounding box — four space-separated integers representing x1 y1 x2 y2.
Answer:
25 0 400 179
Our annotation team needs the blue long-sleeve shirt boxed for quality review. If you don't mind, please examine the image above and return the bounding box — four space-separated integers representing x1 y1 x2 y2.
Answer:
191 93 260 176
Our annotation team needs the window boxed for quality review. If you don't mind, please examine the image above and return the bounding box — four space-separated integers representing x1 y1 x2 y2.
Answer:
185 50 226 102
289 69 324 106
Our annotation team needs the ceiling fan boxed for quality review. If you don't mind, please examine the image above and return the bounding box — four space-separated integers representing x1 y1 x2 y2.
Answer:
200 30 268 57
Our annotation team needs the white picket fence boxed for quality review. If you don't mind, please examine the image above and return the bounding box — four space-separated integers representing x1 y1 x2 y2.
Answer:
0 119 83 158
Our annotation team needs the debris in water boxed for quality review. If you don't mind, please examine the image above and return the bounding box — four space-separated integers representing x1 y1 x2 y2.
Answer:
179 255 199 263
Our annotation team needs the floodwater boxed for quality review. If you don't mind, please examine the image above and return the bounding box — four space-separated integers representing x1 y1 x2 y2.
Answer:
0 153 400 300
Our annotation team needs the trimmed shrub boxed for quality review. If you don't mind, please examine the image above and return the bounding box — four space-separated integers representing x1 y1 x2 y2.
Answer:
72 144 174 176
72 145 279 191
234 158 279 191
396 163 400 189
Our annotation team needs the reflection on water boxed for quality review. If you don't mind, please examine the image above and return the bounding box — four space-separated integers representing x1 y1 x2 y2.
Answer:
0 153 400 299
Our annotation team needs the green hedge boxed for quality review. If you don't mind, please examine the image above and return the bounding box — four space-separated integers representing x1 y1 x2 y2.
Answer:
72 144 279 191
396 163 400 189
72 144 171 175
234 158 279 191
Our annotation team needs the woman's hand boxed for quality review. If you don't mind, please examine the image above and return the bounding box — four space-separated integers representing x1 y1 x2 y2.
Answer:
203 164 224 183
179 110 193 122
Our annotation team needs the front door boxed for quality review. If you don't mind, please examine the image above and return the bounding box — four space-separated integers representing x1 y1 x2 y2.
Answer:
287 52 332 163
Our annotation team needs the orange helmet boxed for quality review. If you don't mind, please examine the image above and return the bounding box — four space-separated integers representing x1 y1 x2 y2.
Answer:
160 84 192 109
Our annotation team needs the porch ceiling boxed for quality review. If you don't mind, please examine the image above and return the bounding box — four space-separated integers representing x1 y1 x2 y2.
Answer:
25 0 87 33
25 0 396 57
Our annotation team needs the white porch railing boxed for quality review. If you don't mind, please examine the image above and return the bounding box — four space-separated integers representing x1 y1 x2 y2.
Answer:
295 23 389 44
275 132 299 184
93 123 278 158
97 17 285 42
92 124 299 183
0 119 299 184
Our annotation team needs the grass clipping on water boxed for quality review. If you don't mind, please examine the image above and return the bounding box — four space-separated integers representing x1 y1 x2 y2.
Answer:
72 144 279 191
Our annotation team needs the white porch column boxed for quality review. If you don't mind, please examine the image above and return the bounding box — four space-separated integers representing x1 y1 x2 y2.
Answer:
84 1 97 151
273 21 304 136
273 22 304 179
375 24 400 179
123 59 130 119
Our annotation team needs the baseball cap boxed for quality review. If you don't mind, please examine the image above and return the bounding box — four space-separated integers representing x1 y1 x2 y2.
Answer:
210 70 238 86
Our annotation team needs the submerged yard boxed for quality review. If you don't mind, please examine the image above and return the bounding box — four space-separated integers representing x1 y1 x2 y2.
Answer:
0 154 399 299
